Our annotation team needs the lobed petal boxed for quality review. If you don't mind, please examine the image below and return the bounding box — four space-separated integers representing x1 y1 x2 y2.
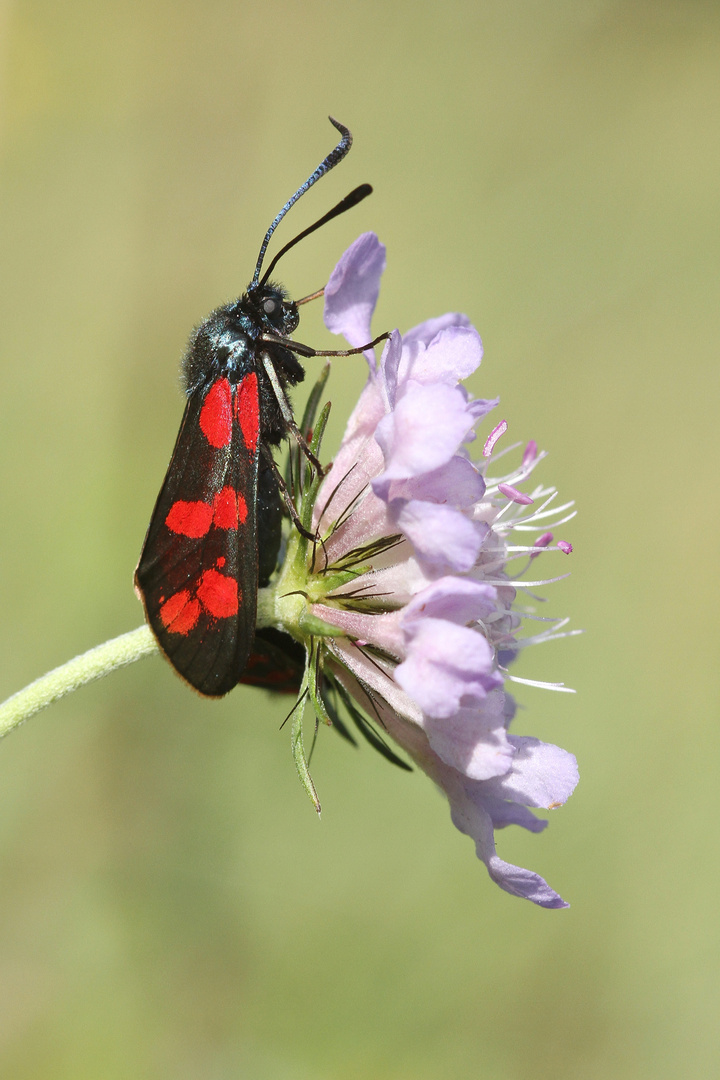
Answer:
374 382 481 483
398 325 484 388
394 500 484 573
377 330 403 409
483 851 569 908
423 691 514 780
402 312 472 347
449 779 569 908
483 736 579 809
466 396 500 427
387 455 485 508
402 576 497 626
331 664 570 909
324 232 386 351
312 605 405 659
329 641 422 727
395 618 500 718
479 795 548 833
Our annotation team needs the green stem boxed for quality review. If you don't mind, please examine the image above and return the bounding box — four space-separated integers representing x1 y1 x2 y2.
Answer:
0 625 158 738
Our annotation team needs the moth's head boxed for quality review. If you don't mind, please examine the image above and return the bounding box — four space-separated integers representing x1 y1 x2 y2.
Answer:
247 282 299 336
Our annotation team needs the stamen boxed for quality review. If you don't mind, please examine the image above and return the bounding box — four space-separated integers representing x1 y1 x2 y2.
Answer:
498 483 534 505
522 439 538 468
506 675 576 693
485 447 547 487
530 531 553 559
485 573 572 588
483 419 508 458
515 628 583 648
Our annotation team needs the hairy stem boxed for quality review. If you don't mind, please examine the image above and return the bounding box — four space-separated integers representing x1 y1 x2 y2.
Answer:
0 625 157 738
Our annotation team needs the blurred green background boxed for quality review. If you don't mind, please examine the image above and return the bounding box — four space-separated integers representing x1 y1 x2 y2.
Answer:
0 1 718 1076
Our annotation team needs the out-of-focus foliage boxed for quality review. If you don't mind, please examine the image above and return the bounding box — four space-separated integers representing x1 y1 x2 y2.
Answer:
0 2 718 1077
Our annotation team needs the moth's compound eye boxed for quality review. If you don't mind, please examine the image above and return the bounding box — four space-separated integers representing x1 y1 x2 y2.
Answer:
263 298 277 315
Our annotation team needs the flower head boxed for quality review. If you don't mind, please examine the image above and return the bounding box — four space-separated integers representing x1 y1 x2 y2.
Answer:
258 234 579 909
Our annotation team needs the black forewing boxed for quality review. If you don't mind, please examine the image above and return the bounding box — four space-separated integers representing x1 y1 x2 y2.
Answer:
135 375 260 696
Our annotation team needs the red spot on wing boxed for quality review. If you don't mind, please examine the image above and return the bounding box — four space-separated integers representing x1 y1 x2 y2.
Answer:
200 378 233 447
166 488 244 538
159 590 201 634
166 500 214 537
236 373 259 452
212 486 239 529
196 568 240 619
216 557 226 568
159 569 240 637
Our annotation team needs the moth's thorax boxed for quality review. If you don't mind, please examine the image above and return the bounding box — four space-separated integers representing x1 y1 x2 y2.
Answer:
181 282 301 396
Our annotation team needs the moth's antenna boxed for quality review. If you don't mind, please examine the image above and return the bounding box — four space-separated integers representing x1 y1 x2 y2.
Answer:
251 116 352 288
259 183 372 288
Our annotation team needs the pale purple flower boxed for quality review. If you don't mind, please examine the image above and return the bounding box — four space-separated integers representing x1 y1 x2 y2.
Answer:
303 234 579 908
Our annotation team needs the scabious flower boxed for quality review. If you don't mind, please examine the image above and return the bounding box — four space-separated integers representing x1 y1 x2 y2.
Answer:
264 233 578 909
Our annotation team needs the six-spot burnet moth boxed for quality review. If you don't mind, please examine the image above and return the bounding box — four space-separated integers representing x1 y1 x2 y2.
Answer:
135 117 387 697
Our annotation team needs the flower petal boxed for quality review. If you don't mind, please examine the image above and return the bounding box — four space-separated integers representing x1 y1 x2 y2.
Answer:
330 666 570 909
387 455 485 508
329 642 422 726
483 736 579 809
374 383 481 483
319 487 399 568
402 312 472 347
379 329 405 411
394 500 484 572
399 325 484 387
395 618 500 718
324 233 386 350
466 396 500 426
328 556 434 609
402 576 497 626
449 780 569 908
479 796 548 833
423 691 514 780
312 605 405 658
